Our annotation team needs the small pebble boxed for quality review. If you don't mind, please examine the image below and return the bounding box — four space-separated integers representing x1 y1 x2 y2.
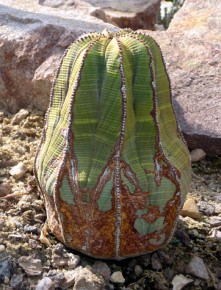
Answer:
134 265 143 276
180 197 201 219
18 256 42 276
208 216 221 227
9 162 27 180
211 229 221 242
11 109 29 125
172 274 193 290
35 277 55 290
67 253 80 269
198 201 215 216
4 276 10 284
10 273 24 289
60 270 76 289
0 245 6 252
151 252 162 271
186 256 209 280
110 271 125 284
190 149 206 162
0 182 12 197
92 261 111 282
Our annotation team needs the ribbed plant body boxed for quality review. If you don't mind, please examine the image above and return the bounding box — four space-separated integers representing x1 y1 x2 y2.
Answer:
34 29 191 260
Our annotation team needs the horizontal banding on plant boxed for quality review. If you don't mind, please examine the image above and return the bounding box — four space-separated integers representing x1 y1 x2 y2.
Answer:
34 28 191 260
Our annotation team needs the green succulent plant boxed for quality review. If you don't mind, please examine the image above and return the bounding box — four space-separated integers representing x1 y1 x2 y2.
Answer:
35 29 191 260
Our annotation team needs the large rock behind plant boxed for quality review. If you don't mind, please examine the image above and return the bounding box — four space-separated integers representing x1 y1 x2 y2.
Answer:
151 0 221 155
0 0 115 113
39 0 161 30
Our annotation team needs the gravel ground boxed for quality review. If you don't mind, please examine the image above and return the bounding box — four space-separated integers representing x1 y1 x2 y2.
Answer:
0 110 221 290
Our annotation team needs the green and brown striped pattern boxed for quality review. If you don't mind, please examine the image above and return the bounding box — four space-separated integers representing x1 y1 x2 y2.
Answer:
34 29 191 260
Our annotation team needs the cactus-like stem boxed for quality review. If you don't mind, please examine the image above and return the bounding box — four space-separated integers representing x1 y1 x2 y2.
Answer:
35 29 191 260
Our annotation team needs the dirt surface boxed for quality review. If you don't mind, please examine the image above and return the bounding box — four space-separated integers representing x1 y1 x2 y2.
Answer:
0 111 221 290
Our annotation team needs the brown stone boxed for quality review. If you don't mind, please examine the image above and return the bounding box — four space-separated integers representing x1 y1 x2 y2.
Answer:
39 0 161 30
180 197 201 219
148 0 221 156
0 0 115 113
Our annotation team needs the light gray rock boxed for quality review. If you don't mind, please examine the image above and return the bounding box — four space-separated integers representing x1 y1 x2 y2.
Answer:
9 162 28 180
92 261 111 282
40 0 161 30
60 270 76 289
11 109 29 125
208 217 221 228
110 271 125 284
0 245 6 253
72 266 105 290
211 229 221 242
171 274 193 290
0 0 115 113
35 277 55 290
18 256 43 276
186 256 210 280
190 149 206 162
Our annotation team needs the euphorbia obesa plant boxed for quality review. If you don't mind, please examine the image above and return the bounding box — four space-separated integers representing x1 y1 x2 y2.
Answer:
35 29 191 260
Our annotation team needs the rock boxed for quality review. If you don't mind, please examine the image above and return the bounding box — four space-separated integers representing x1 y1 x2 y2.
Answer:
11 109 29 125
0 0 115 113
172 274 193 290
186 256 210 280
0 182 12 197
48 271 65 288
157 250 174 266
147 0 221 155
10 274 25 290
0 245 6 253
60 270 76 289
0 254 12 283
67 253 80 269
190 149 206 162
24 224 39 234
9 162 28 180
18 256 43 276
175 229 191 246
110 271 125 284
208 216 221 227
51 250 80 269
35 277 55 290
180 197 201 219
211 229 221 242
198 201 215 216
151 252 162 271
72 266 105 290
92 261 111 282
134 265 143 276
40 0 161 30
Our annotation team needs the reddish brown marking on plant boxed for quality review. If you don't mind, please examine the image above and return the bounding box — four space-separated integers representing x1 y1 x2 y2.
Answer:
163 193 181 237
119 186 148 256
141 205 161 224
